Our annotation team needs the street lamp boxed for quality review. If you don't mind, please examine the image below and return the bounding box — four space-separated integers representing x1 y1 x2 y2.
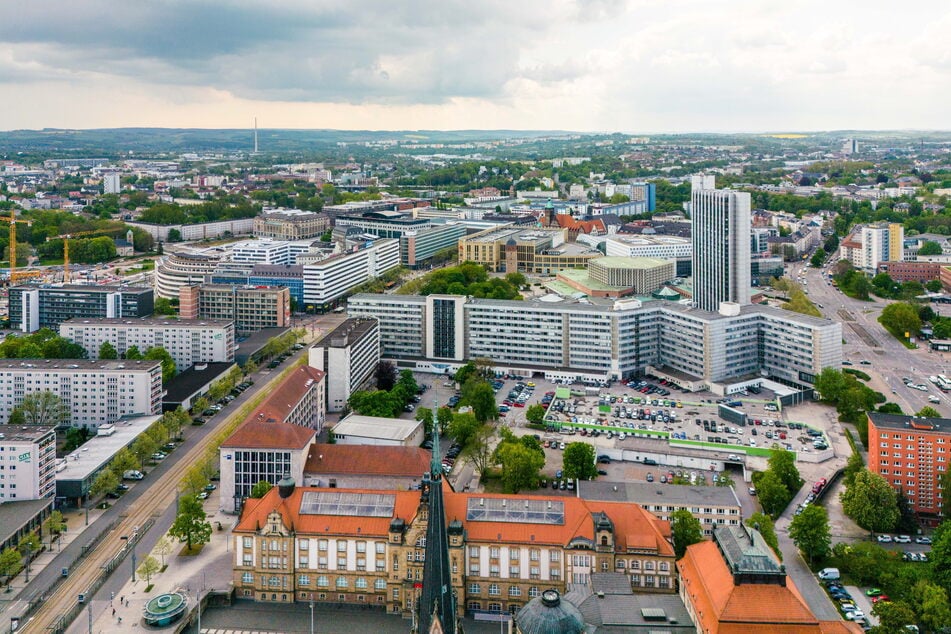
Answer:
23 544 32 583
309 594 315 634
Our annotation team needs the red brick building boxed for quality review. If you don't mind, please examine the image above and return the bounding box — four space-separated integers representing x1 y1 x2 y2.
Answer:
867 412 951 523
876 261 941 283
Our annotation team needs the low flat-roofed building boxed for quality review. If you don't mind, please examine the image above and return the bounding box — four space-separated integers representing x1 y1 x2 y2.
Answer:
561 572 696 632
458 225 601 275
578 480 742 536
0 498 53 554
162 361 238 412
331 414 424 447
303 443 428 490
55 414 161 503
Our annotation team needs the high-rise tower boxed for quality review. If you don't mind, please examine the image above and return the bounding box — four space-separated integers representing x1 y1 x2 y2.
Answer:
691 188 751 312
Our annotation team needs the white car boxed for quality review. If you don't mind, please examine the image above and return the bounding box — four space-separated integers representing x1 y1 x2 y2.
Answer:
894 535 912 543
845 610 865 621
876 534 893 543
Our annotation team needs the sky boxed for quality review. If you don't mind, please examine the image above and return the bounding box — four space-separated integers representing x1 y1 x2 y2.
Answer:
1 0 949 133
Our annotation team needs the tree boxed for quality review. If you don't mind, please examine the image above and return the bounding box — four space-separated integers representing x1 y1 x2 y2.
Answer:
789 505 831 564
7 408 25 426
131 434 158 466
756 470 791 518
144 346 176 383
98 341 118 360
745 513 781 560
137 555 161 585
942 471 951 519
463 425 494 478
19 391 68 427
843 452 865 488
496 442 544 493
167 228 182 242
917 406 942 418
931 521 951 591
871 600 917 634
374 360 397 391
879 302 921 338
454 362 477 386
242 359 258 376
0 547 22 582
563 442 597 481
156 536 174 568
447 412 481 448
43 511 66 547
910 580 951 633
767 446 803 494
840 469 899 533
169 496 212 552
180 468 208 497
395 370 419 403
463 380 498 423
63 426 90 452
250 480 273 499
919 240 944 256
927 279 943 293
90 468 119 498
525 404 546 426
814 368 847 402
111 447 139 476
436 406 453 434
124 345 143 360
415 407 435 435
810 248 826 268
670 509 704 559
153 297 176 316
348 390 401 418
192 396 210 416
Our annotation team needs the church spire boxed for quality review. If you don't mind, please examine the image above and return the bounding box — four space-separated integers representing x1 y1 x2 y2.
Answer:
417 396 457 634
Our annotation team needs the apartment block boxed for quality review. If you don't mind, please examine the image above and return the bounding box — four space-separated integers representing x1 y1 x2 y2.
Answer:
232 483 674 612
59 317 235 371
8 284 154 333
346 294 841 390
0 425 56 501
867 412 951 522
308 319 380 412
841 222 904 272
179 284 290 335
301 239 400 311
0 359 162 429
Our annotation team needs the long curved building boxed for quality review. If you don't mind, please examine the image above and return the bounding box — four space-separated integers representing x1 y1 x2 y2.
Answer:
154 251 222 298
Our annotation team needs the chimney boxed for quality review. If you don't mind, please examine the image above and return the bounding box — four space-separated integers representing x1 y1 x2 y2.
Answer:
277 474 296 499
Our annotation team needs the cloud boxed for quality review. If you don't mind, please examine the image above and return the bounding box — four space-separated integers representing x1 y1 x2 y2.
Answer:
0 0 949 131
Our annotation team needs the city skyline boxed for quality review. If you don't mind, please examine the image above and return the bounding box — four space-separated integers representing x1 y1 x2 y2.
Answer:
1 0 950 132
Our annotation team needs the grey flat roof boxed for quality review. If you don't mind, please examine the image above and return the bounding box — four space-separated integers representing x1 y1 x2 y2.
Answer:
714 524 785 575
62 317 233 328
55 415 161 483
333 415 422 441
0 498 53 543
312 318 377 348
348 293 426 305
163 362 238 403
13 283 152 294
578 480 741 508
0 425 55 443
0 359 161 372
869 411 951 434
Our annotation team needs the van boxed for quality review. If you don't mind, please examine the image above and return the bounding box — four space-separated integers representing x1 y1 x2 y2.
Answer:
643 458 658 466
817 567 840 580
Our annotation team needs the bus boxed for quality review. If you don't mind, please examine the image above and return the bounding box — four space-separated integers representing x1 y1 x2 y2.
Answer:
937 375 951 391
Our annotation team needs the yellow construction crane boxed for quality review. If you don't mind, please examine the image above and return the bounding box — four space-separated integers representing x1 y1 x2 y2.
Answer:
48 227 126 283
2 212 38 284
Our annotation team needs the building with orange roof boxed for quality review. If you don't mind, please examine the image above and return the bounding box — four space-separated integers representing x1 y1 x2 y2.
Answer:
232 482 675 621
303 443 429 490
244 364 326 432
677 524 862 634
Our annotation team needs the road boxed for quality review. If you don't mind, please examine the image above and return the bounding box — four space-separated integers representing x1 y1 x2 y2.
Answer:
788 260 951 416
14 342 315 633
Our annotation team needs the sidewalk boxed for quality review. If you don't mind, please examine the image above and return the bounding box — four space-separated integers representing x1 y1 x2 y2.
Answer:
68 490 233 634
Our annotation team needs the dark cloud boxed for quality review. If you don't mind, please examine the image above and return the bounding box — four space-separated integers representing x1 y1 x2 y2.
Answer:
0 0 550 103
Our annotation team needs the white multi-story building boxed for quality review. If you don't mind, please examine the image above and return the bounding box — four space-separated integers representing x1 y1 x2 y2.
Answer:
301 239 399 310
59 318 236 371
0 425 56 501
231 239 296 266
604 235 692 261
0 360 162 430
691 188 751 312
103 171 121 194
308 319 380 412
347 294 841 390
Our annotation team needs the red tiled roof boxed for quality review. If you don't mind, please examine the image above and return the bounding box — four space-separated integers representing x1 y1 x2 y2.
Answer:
222 420 316 450
235 485 421 537
243 365 324 426
554 214 605 234
304 444 429 477
677 540 851 633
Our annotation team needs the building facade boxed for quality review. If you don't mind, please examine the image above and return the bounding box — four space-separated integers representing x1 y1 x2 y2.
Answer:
867 412 951 522
691 188 751 312
400 224 467 268
0 425 56 502
0 360 162 429
347 294 841 389
308 319 380 412
458 226 600 275
154 251 223 299
179 284 291 335
244 366 326 431
231 484 675 617
604 235 692 261
209 263 305 305
841 222 904 272
59 318 235 371
877 260 941 283
9 284 154 332
253 210 330 240
301 239 400 310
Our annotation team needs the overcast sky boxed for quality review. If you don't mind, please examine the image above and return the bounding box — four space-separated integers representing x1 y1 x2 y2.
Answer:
1 0 948 132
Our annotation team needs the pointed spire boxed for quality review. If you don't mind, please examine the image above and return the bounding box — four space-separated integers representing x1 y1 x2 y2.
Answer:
431 394 441 480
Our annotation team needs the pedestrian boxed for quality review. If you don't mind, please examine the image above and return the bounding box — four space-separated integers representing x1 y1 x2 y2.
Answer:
120 595 124 604
112 608 116 617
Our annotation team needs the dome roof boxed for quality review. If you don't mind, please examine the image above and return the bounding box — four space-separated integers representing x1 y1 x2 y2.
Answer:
515 590 585 634
506 237 518 246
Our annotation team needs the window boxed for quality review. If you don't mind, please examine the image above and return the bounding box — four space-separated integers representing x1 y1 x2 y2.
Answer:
357 541 366 553
374 579 386 590
376 542 386 554
469 546 480 557
317 576 329 587
469 583 481 594
509 586 521 597
488 584 500 596
528 586 540 598
298 556 309 567
490 564 500 577
243 537 253 549
469 563 480 575
659 562 669 572
549 550 560 562
616 560 626 569
242 572 253 584
318 540 328 551
299 540 309 551
510 548 520 560
337 541 347 553
490 547 500 559
298 575 310 586
336 577 348 589
355 577 368 589
530 549 540 562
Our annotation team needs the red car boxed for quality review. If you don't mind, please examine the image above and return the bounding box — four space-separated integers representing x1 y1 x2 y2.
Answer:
514 401 525 407
871 595 890 604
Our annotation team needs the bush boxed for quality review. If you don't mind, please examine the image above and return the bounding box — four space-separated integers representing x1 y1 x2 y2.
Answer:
843 368 871 381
